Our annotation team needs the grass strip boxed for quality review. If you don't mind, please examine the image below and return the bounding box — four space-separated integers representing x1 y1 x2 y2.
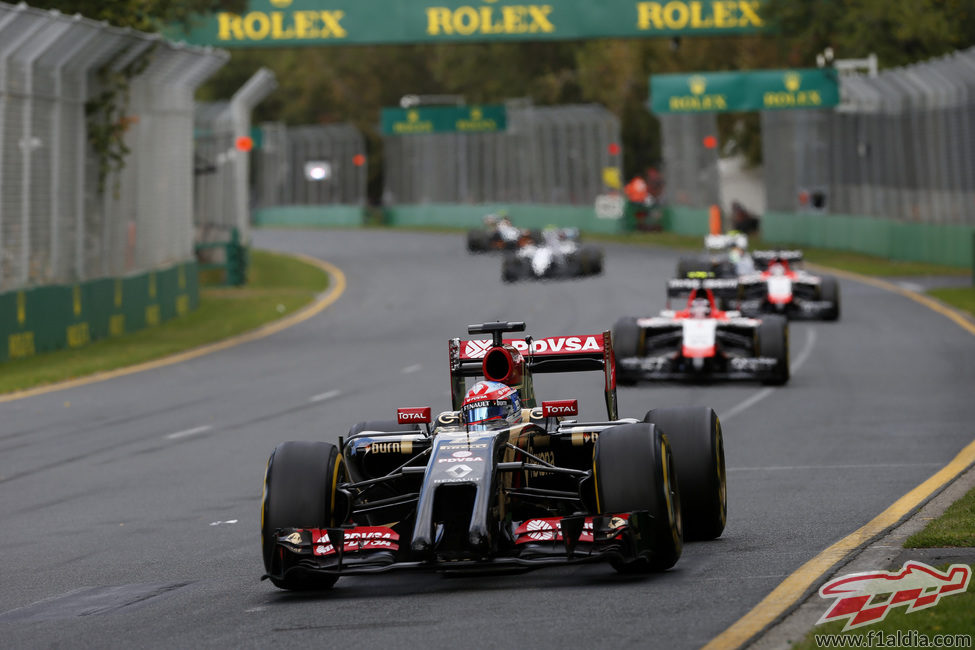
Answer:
904 486 975 548
0 249 328 395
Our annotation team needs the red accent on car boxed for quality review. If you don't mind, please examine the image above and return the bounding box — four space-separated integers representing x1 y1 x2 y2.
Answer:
397 407 431 424
542 399 578 417
310 526 400 556
459 335 604 360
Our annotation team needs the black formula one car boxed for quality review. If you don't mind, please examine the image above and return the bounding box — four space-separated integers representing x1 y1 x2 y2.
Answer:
675 232 750 279
736 250 840 321
501 229 603 282
466 215 541 252
261 321 726 590
614 278 789 385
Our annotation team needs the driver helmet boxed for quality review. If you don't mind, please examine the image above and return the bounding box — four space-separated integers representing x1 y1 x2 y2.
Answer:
461 380 521 431
690 297 711 319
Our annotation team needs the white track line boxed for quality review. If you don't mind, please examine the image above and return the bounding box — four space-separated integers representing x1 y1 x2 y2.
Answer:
729 462 943 472
309 389 341 403
165 425 213 440
720 327 818 422
401 364 422 374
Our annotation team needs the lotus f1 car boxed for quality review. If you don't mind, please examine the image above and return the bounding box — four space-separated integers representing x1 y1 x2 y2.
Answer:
261 321 726 590
614 278 790 385
501 230 603 282
737 250 840 321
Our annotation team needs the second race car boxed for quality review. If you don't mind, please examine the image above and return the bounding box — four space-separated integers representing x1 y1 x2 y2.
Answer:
737 250 841 321
501 227 603 281
613 278 790 385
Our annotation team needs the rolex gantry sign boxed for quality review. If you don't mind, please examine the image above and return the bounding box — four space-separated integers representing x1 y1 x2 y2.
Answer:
170 0 768 47
650 68 840 114
381 105 507 135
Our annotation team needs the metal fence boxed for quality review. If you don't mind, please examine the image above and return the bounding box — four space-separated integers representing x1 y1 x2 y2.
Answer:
658 112 721 209
194 68 277 244
254 122 366 209
0 1 227 293
382 102 620 205
763 47 975 225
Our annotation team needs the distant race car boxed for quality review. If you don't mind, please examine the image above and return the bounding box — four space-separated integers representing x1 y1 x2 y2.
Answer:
261 321 726 590
675 232 750 278
502 228 603 281
466 214 541 252
737 250 840 321
613 278 790 385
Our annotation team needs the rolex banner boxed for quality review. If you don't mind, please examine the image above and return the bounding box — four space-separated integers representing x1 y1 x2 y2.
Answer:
650 68 840 114
381 105 507 135
170 0 767 47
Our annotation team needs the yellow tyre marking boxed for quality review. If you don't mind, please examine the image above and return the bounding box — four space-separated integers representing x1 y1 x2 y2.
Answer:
330 453 346 524
706 263 975 649
0 253 347 403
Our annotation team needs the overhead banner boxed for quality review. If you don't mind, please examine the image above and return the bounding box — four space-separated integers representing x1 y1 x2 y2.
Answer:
381 105 507 135
650 68 840 113
170 0 767 47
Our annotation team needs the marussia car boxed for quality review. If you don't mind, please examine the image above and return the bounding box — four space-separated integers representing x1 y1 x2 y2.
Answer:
501 229 603 282
737 250 840 321
261 321 726 589
613 278 790 385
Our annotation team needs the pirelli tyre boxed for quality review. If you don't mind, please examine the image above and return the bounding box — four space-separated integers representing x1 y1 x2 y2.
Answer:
612 316 641 385
578 245 604 275
819 276 840 321
643 407 726 541
594 423 682 572
676 256 711 278
757 315 789 385
261 441 348 590
502 252 524 283
467 229 489 252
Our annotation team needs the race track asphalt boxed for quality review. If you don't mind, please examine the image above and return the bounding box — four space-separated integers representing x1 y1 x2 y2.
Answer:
0 228 972 649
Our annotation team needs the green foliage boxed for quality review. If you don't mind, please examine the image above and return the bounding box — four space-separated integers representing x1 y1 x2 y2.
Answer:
28 0 246 31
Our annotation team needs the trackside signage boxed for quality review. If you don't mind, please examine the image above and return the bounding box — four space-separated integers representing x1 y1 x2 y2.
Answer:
650 68 839 114
381 105 507 135
169 0 768 47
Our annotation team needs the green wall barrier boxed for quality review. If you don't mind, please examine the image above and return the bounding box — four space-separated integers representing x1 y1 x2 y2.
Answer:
661 205 711 235
0 261 199 364
383 203 630 234
762 211 974 268
253 205 365 226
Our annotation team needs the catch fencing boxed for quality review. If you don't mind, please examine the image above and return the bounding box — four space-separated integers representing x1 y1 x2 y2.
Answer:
382 102 620 206
0 1 228 293
254 122 366 209
763 47 975 225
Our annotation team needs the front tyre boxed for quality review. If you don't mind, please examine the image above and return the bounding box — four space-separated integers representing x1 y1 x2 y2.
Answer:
594 423 682 572
819 276 840 321
261 441 347 590
643 407 726 541
757 315 789 385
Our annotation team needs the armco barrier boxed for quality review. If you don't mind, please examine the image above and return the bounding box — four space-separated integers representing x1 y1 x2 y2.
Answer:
1 262 198 364
762 212 974 268
382 203 630 234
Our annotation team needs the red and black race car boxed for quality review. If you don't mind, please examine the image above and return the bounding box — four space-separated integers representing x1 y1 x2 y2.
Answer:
613 278 790 385
261 321 726 589
737 250 840 321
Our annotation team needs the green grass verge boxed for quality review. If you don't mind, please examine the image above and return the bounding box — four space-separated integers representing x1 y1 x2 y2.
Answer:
929 287 975 319
0 249 329 395
903 486 975 548
792 565 975 648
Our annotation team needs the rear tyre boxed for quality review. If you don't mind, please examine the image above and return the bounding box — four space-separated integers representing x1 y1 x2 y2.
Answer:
502 253 522 283
612 316 641 385
261 441 347 590
676 256 710 278
643 408 726 541
757 315 789 385
594 423 682 572
819 276 840 321
467 229 488 252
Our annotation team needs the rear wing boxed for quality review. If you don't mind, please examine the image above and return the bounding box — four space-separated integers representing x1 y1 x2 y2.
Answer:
667 277 740 309
449 329 618 420
705 232 748 251
752 249 803 269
